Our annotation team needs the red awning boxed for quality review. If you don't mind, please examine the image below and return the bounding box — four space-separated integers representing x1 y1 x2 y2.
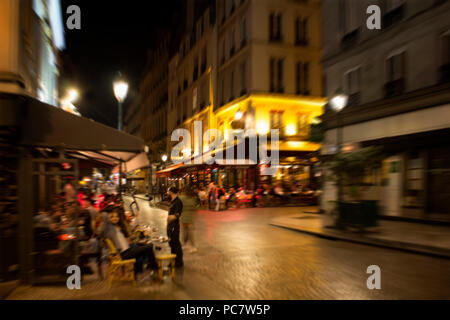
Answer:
156 163 184 177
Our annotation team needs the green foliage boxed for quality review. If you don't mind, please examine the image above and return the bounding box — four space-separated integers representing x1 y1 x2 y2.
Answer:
324 146 384 199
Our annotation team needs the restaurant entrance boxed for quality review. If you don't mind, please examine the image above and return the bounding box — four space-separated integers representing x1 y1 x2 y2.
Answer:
20 154 81 284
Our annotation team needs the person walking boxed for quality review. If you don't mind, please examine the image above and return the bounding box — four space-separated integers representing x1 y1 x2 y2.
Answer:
167 186 184 268
179 187 198 253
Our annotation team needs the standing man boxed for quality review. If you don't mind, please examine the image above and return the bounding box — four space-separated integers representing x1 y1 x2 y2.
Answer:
167 186 184 268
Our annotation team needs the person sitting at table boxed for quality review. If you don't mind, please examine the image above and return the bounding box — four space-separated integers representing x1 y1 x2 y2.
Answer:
99 209 159 277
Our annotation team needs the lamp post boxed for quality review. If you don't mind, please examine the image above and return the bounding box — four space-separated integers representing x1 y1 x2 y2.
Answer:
113 76 129 131
330 89 348 203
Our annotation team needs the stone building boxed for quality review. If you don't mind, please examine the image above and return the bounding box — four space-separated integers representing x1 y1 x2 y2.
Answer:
321 0 450 218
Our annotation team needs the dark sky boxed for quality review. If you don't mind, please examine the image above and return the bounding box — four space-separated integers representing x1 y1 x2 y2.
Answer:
59 0 184 128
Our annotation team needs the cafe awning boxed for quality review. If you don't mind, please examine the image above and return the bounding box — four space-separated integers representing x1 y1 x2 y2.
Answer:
111 152 150 174
156 163 185 177
0 94 145 154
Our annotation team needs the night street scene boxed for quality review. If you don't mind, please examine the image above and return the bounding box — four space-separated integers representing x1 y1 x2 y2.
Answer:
1 0 450 305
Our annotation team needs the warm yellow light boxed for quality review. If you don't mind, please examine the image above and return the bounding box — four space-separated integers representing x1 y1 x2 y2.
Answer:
224 129 229 141
256 121 269 134
182 148 191 157
285 124 297 136
67 88 78 103
113 80 129 102
161 154 168 162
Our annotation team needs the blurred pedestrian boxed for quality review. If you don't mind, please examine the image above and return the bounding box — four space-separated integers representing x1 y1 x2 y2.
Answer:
167 186 184 268
179 187 198 253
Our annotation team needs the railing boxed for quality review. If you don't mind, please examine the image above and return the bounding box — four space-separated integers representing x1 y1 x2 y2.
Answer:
440 63 450 83
384 78 405 98
382 4 405 28
347 92 361 107
341 28 360 49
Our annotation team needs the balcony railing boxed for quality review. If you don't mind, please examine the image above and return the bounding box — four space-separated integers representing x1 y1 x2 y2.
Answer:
183 80 188 90
230 46 235 57
384 78 405 98
383 4 405 28
341 28 360 49
347 92 361 107
269 34 283 42
440 63 450 83
240 38 247 48
193 69 198 81
295 38 308 46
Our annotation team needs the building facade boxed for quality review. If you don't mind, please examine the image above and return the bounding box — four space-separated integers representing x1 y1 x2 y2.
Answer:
0 0 65 106
139 37 170 187
321 0 450 218
161 0 326 190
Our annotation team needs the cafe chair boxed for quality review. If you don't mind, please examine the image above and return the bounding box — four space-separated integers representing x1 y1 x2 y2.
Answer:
155 254 177 281
104 238 136 288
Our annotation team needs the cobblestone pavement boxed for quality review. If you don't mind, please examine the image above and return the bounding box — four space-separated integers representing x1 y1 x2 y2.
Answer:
7 198 450 299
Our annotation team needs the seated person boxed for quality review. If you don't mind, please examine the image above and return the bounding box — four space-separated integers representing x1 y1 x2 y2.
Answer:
99 209 158 276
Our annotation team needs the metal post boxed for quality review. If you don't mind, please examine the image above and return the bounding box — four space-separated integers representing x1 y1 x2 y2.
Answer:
337 112 343 203
118 101 122 131
18 148 34 284
119 161 123 200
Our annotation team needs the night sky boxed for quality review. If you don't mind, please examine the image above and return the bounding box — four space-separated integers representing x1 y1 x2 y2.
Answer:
59 0 184 128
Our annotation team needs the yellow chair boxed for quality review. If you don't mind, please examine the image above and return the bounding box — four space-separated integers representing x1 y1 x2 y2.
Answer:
104 238 136 288
156 254 177 281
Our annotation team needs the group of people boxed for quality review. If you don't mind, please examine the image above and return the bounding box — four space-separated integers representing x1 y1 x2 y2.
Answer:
187 182 318 211
34 180 196 281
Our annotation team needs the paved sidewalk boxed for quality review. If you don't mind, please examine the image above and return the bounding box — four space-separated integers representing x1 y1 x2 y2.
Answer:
270 212 450 259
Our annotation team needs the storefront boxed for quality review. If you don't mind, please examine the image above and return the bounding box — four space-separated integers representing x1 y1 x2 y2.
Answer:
0 94 146 285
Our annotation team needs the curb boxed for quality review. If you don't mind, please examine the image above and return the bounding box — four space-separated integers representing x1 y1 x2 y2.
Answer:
270 221 450 259
0 280 19 300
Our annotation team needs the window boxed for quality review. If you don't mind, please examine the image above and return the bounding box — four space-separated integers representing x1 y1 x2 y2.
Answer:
385 51 405 97
221 39 226 64
201 47 207 73
221 77 225 105
345 67 360 106
230 29 236 56
193 56 199 81
230 70 235 100
270 58 284 93
383 0 405 27
341 0 359 35
241 17 247 47
386 52 405 82
270 111 284 129
297 113 309 139
386 0 405 11
240 60 247 95
440 32 450 82
269 12 282 41
295 17 308 45
221 0 226 23
296 62 309 95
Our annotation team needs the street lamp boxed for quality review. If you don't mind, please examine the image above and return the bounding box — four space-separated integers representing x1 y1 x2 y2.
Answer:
330 88 348 204
161 154 168 162
113 77 129 131
66 88 79 103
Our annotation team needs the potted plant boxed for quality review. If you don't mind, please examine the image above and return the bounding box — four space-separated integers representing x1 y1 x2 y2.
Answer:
325 146 383 230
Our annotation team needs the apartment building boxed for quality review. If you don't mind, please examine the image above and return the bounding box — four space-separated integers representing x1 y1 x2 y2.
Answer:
321 0 450 218
167 5 218 160
138 37 170 186
160 0 326 190
212 0 326 188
